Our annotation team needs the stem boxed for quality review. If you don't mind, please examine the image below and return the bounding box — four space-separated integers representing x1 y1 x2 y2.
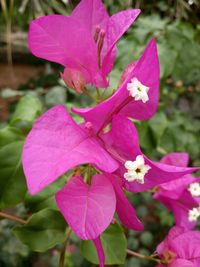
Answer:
59 227 72 267
0 211 27 225
85 164 91 184
126 249 161 264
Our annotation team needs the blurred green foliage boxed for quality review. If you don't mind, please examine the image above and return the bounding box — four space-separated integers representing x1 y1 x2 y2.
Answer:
0 1 200 267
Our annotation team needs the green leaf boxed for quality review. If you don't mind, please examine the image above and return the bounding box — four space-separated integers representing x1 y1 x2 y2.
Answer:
81 222 127 265
10 95 43 126
158 43 178 79
0 126 24 148
149 112 168 142
0 126 26 208
13 209 67 252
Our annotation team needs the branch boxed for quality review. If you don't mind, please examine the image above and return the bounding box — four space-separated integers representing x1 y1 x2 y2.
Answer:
0 211 27 225
126 249 161 264
59 227 72 267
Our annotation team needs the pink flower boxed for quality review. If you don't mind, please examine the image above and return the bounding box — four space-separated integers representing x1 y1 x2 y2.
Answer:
28 0 140 92
72 38 160 124
154 152 200 230
156 226 200 267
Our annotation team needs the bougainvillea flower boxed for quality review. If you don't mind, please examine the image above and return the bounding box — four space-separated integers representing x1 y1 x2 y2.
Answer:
101 114 198 193
28 0 140 91
154 153 200 230
156 226 200 266
72 38 160 127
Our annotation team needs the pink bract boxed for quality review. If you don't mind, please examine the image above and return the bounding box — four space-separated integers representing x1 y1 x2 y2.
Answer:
72 39 160 126
22 105 118 195
154 153 200 230
101 114 198 193
55 174 116 240
55 173 143 266
28 0 140 89
93 236 105 267
157 226 200 267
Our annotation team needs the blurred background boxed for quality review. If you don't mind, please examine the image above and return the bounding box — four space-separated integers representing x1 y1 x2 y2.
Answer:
0 0 200 266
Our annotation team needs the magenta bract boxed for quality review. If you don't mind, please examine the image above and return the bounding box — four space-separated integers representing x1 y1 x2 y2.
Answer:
154 153 200 230
157 226 200 267
28 0 140 90
55 174 116 240
22 105 119 195
101 115 198 193
72 39 160 127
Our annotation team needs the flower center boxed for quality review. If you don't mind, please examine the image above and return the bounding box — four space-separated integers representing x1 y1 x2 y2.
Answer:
188 182 200 197
124 155 151 184
135 168 141 173
127 77 149 103
188 207 200 222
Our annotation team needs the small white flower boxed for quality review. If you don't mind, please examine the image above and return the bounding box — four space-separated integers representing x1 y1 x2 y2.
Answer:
188 183 200 197
124 155 151 184
127 77 149 103
188 207 200 222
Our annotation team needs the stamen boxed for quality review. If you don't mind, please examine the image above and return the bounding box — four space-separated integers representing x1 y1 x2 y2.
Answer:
98 30 105 68
94 26 101 43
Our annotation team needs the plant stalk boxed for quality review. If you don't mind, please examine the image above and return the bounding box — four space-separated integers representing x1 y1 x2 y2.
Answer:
126 249 161 264
59 227 72 267
0 211 26 225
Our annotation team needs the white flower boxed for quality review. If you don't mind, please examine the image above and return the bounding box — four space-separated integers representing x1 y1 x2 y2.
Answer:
127 77 149 103
188 207 200 222
188 183 200 197
124 155 151 184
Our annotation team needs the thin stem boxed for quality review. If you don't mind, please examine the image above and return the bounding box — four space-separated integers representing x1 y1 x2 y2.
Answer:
59 227 72 267
0 211 27 225
85 164 91 184
126 249 161 264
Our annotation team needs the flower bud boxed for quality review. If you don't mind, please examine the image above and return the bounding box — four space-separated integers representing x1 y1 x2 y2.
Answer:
61 68 86 94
